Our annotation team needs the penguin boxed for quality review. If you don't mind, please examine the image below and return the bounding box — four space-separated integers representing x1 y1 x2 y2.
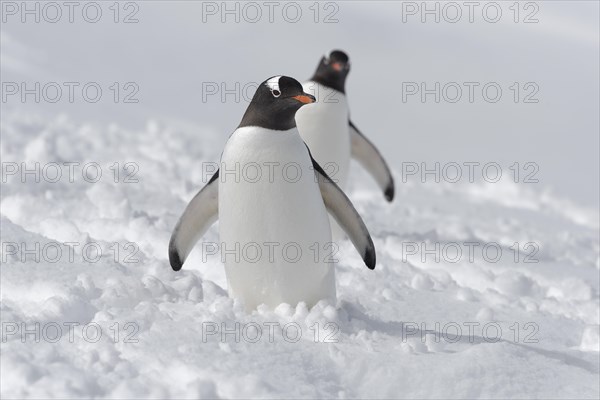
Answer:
295 50 395 202
169 75 375 310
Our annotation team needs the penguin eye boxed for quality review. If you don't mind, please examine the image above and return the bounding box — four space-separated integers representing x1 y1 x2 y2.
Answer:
271 89 281 98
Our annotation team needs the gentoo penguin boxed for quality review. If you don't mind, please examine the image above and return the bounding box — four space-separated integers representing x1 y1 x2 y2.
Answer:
169 76 375 310
296 50 395 202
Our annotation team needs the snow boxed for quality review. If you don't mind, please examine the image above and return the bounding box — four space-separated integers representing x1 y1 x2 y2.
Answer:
1 111 598 399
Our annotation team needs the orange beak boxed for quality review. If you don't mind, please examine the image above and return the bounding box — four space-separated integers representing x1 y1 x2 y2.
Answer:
332 62 343 71
293 94 316 104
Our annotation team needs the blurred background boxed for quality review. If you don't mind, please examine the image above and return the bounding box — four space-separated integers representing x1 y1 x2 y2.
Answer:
2 0 599 206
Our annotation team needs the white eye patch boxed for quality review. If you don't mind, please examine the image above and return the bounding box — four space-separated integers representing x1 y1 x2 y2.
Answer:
265 76 281 97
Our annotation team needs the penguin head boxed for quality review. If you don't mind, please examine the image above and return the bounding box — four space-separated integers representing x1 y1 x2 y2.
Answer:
311 50 350 93
239 76 316 131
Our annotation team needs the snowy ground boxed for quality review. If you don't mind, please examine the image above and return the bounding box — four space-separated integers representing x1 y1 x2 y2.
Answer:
1 111 599 399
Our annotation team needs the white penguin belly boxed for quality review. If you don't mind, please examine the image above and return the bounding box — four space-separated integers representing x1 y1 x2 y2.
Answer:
218 126 336 310
296 81 351 239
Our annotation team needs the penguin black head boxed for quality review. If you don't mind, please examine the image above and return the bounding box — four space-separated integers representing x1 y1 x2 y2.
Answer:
239 76 316 131
310 50 350 94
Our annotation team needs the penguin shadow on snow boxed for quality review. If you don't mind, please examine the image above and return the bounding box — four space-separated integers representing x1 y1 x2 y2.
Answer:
338 301 598 375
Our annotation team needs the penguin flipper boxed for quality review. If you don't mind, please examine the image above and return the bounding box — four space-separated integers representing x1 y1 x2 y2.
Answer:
169 170 219 271
310 153 376 270
349 120 395 202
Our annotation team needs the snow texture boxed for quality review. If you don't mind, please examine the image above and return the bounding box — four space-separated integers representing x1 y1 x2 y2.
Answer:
1 112 598 399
